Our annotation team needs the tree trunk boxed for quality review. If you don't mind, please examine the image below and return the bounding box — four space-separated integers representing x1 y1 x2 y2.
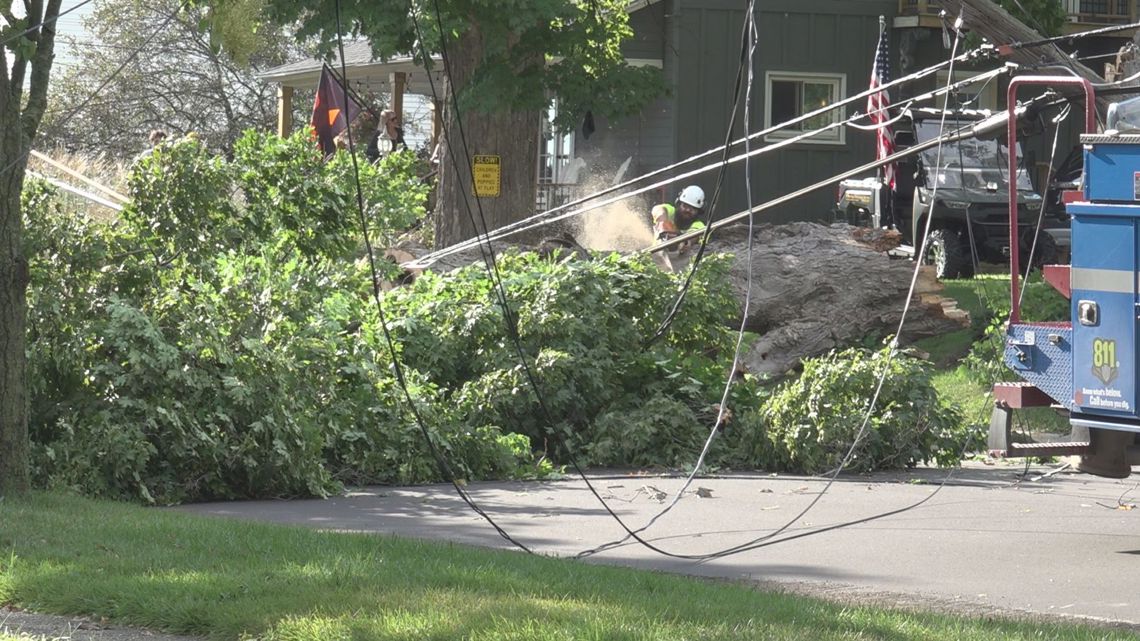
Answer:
0 138 30 495
710 223 969 377
396 222 969 378
434 26 540 248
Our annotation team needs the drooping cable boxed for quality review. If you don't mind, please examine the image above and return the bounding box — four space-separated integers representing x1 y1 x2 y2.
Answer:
646 0 758 343
331 0 532 554
676 16 973 561
578 6 763 558
407 0 801 562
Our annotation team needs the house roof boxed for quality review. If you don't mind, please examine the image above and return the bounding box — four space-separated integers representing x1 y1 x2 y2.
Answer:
258 41 446 93
258 0 663 91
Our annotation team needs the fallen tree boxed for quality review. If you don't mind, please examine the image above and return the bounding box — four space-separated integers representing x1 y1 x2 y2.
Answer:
395 221 969 377
713 223 967 377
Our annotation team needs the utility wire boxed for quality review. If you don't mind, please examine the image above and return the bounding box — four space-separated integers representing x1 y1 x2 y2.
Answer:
405 49 1000 269
0 0 97 48
407 65 1016 269
406 20 1140 269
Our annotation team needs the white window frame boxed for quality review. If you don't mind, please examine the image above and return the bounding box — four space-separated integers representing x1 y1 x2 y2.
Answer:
935 70 998 111
764 71 846 145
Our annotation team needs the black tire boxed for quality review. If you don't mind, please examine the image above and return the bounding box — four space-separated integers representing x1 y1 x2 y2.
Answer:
924 228 971 280
1019 230 1060 274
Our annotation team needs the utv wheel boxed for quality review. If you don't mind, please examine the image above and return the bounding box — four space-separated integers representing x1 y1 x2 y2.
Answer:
924 228 971 280
1019 230 1061 274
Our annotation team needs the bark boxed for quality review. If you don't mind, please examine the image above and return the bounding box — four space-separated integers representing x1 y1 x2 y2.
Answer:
711 223 968 377
0 0 59 494
939 0 1116 114
433 25 540 248
0 137 30 495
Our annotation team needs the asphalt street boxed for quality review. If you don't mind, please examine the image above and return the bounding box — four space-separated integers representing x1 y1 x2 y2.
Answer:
178 462 1140 628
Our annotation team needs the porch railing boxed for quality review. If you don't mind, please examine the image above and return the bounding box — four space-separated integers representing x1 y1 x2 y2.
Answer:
897 0 1136 24
535 182 578 214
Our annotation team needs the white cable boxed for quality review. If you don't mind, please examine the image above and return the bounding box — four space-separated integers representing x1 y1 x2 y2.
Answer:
711 14 969 557
406 65 1013 269
25 170 124 212
1019 103 1071 307
577 7 765 559
30 150 129 203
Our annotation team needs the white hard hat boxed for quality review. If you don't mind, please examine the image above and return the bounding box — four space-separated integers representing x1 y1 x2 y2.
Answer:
678 185 705 209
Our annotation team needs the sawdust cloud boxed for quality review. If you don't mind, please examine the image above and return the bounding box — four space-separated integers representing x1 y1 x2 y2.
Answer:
571 176 656 252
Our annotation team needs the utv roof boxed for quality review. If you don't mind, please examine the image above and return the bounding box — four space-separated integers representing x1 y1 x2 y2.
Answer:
904 106 994 122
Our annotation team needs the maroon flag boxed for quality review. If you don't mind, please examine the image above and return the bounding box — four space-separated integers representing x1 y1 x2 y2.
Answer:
311 66 362 157
868 18 895 190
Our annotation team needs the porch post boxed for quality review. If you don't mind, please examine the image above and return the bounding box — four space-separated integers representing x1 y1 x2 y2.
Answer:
432 98 443 147
277 85 293 137
390 72 406 122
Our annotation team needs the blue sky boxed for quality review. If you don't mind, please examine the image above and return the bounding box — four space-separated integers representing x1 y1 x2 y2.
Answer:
54 0 95 66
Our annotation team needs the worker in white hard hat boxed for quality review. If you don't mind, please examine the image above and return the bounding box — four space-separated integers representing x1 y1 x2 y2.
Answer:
652 185 707 245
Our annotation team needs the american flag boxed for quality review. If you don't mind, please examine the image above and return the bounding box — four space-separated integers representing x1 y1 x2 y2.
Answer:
868 20 895 190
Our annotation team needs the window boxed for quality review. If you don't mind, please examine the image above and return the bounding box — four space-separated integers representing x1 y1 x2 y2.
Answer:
935 70 998 111
536 98 578 212
764 72 846 145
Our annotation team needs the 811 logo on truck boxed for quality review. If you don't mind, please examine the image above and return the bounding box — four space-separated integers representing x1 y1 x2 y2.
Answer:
1092 337 1119 386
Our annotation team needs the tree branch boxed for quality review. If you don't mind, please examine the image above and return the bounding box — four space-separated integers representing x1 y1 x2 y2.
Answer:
22 0 62 144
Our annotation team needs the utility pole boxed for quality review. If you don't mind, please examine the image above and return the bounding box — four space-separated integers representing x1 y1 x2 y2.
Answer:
938 0 1114 115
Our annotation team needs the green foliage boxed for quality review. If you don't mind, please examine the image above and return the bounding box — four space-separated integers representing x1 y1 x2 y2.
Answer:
382 251 754 468
759 346 977 474
23 133 544 504
124 136 239 267
997 0 1066 37
239 0 666 129
25 130 984 502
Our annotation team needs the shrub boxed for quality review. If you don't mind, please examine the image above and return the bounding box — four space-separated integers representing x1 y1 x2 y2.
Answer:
759 346 976 473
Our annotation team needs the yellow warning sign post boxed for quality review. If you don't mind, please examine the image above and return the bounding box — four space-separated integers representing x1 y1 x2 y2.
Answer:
473 155 501 198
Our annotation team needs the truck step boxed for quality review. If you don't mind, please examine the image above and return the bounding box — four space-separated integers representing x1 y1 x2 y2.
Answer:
988 405 1089 459
1006 441 1090 457
993 382 1055 408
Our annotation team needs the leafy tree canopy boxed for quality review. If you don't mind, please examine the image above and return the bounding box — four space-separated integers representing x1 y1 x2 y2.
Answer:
40 0 310 157
202 0 665 131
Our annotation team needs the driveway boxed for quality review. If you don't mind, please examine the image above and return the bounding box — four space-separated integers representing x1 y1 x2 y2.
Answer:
178 462 1140 628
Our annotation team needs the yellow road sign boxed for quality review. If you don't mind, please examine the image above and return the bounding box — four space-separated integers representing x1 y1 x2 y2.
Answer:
473 155 501 198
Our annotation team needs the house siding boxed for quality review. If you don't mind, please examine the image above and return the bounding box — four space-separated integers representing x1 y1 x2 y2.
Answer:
572 0 903 221
675 0 897 223
571 0 674 209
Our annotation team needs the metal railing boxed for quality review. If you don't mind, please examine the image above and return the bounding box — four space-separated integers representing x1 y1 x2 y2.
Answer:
897 0 1135 24
535 183 579 214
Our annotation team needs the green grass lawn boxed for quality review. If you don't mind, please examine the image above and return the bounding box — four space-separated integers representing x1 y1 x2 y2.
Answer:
0 493 1135 641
